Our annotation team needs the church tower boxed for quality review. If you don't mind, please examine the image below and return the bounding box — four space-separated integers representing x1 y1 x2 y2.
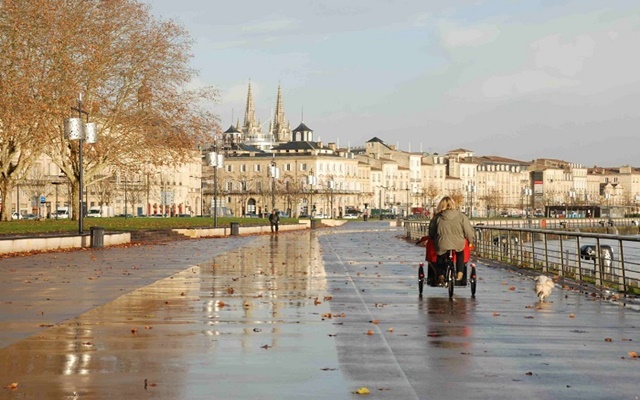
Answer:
269 84 291 143
242 81 261 135
240 80 276 151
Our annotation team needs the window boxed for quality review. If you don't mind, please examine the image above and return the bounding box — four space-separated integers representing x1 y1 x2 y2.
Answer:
241 164 247 172
254 164 261 172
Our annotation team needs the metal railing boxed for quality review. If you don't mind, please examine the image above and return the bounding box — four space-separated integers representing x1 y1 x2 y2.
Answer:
405 220 640 295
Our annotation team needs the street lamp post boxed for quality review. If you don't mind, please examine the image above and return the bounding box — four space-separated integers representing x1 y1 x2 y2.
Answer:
52 181 63 218
124 175 128 219
208 151 224 227
522 187 532 217
307 169 316 218
198 175 205 217
405 187 410 218
269 159 279 211
568 190 575 217
466 182 477 217
64 94 97 234
159 173 165 217
328 180 335 218
378 186 385 220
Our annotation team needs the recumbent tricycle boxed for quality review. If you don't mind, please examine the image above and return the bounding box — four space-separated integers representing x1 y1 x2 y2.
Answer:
417 236 476 299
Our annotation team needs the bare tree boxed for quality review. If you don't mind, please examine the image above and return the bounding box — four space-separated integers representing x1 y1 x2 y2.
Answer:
482 189 502 218
0 0 220 221
450 190 464 209
127 180 145 216
93 175 116 209
424 183 439 215
0 0 59 220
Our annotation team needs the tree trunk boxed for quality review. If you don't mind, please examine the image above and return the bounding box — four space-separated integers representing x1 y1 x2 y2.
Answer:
70 180 80 221
0 179 15 221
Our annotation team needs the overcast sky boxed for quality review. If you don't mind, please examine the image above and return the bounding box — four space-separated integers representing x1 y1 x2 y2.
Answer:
142 0 640 167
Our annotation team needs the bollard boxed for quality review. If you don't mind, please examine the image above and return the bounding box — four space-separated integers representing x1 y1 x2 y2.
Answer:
90 226 105 248
310 219 317 229
230 222 239 236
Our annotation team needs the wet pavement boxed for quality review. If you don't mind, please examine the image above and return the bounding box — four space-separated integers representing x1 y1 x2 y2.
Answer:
0 222 639 399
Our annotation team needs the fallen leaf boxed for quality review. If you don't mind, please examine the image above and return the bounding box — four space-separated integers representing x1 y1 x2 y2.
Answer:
569 314 575 319
604 338 613 342
353 387 370 395
366 330 374 335
3 382 18 390
387 327 394 332
628 351 638 358
509 286 516 291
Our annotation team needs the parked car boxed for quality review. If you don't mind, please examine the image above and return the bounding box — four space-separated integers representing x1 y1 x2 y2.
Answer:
86 209 101 218
242 212 259 218
53 209 70 219
11 212 22 220
343 212 359 219
314 213 330 219
176 213 192 217
23 213 38 220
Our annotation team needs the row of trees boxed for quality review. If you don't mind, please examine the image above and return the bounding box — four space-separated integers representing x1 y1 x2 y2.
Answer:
0 0 220 221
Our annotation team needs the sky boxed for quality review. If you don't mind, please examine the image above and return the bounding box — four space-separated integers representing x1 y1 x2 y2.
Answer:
142 0 640 167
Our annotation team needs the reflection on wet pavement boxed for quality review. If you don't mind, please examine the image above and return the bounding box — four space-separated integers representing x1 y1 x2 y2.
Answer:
0 231 351 400
1 222 639 400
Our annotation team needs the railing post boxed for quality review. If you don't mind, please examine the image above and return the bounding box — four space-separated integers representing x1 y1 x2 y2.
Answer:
576 236 583 283
617 238 627 294
559 233 564 277
543 232 549 273
595 238 603 288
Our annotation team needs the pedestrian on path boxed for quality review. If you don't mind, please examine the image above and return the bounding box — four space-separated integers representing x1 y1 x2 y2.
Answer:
269 209 280 233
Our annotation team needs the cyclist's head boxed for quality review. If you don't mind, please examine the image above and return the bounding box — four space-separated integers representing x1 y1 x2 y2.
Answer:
436 196 457 213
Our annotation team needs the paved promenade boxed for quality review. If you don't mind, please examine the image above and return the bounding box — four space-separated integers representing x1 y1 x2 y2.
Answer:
0 222 638 399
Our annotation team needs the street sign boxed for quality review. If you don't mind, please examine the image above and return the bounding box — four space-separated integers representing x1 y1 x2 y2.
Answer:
40 195 46 204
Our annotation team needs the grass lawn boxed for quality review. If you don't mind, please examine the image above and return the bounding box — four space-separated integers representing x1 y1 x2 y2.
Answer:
0 216 297 236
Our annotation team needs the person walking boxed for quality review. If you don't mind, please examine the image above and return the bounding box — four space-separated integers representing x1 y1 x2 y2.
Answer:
269 210 280 233
428 196 475 282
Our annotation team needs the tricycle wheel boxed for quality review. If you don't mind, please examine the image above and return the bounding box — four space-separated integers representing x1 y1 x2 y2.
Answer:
447 265 454 299
470 266 477 297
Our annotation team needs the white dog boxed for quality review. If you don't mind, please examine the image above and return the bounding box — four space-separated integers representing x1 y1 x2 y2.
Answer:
534 275 554 302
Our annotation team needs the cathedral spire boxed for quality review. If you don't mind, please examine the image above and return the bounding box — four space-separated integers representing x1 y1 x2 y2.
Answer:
271 83 290 142
243 80 260 134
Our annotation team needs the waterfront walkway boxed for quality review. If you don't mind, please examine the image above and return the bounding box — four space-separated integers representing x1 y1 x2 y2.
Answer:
0 222 638 399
